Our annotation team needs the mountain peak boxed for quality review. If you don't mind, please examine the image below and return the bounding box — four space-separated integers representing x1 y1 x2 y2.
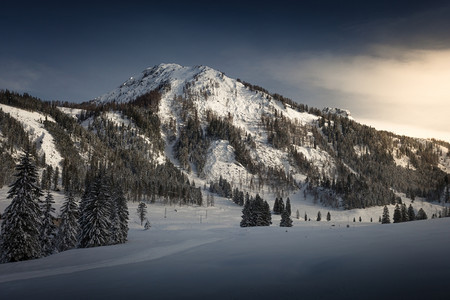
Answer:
94 63 220 104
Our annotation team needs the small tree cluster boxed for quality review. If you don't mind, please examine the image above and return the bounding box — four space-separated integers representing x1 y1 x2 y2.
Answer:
240 194 272 227
209 176 232 198
273 197 285 214
232 187 245 206
392 203 428 223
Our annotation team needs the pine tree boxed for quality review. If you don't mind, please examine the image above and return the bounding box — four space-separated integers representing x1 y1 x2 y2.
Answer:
408 204 416 221
57 190 79 252
401 203 408 222
144 219 151 230
296 209 300 219
280 209 293 227
137 202 147 226
273 197 279 214
382 206 391 224
416 208 428 220
112 186 128 244
286 197 291 216
326 211 331 221
79 174 113 248
279 198 285 214
0 150 43 263
317 211 322 221
240 197 253 227
238 191 244 206
41 191 57 256
262 199 272 226
393 204 402 223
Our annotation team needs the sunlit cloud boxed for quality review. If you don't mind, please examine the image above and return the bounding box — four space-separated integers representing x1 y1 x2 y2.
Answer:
259 46 450 141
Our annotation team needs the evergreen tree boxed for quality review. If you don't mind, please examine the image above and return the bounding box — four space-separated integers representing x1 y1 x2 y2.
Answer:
240 197 253 227
326 211 331 221
0 150 43 263
296 209 300 219
316 211 322 221
137 202 147 226
280 209 293 227
144 219 151 230
112 186 128 244
401 203 408 222
79 174 113 248
286 197 291 216
57 190 79 252
279 198 285 214
408 204 416 221
238 191 244 206
41 191 57 256
393 204 402 223
416 208 428 220
262 199 272 226
273 197 279 214
382 206 391 224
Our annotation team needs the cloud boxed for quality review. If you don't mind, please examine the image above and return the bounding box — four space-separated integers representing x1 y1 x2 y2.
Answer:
257 46 450 141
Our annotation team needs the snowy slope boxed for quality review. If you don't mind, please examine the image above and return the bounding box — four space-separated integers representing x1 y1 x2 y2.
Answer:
0 103 63 169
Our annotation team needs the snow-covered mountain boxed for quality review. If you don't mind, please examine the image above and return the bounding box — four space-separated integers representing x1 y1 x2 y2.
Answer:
94 63 326 183
0 63 449 210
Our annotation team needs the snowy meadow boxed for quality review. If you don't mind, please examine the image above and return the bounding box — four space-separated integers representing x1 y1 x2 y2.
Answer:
1 188 449 300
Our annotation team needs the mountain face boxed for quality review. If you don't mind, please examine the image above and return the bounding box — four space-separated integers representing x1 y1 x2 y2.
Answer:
1 63 449 209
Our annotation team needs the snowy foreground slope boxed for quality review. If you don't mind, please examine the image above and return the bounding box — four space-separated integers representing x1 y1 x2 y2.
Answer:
1 192 449 300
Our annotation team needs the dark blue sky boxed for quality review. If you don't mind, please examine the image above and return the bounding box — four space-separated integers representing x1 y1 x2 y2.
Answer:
1 0 449 139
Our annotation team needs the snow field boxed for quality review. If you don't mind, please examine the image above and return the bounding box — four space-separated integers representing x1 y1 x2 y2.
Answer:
1 186 449 299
